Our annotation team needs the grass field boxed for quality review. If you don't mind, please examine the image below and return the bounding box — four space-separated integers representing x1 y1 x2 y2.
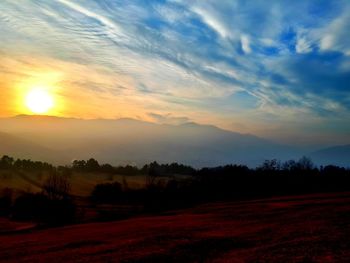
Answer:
0 170 147 197
1 192 350 262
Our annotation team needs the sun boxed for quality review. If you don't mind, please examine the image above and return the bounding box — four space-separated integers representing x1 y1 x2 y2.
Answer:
25 88 54 114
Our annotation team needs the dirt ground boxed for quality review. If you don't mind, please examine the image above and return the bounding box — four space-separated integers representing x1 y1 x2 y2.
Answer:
1 192 350 263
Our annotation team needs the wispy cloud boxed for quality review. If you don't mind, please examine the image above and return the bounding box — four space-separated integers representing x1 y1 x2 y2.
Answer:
0 0 349 144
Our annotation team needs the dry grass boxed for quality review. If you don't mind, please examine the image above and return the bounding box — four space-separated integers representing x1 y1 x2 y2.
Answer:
1 192 350 262
0 171 147 196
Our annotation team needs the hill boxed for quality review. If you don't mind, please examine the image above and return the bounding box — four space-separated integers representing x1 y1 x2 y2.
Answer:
0 115 299 167
310 145 350 167
0 131 62 163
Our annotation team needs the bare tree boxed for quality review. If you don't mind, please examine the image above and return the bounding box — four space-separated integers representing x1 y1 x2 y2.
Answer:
297 156 314 171
42 173 71 200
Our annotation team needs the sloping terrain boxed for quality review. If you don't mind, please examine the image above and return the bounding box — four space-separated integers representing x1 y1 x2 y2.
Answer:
3 115 349 167
0 115 298 167
310 145 350 167
0 132 62 163
0 170 146 197
1 192 350 262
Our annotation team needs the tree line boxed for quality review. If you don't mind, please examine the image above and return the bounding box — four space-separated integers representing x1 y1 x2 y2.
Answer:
2 155 348 177
1 155 349 226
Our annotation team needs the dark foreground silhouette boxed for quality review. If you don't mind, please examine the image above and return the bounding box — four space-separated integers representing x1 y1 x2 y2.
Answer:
1 155 350 262
1 192 350 262
1 155 350 225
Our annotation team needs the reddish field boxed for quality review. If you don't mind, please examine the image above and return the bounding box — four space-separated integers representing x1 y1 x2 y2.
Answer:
1 192 350 262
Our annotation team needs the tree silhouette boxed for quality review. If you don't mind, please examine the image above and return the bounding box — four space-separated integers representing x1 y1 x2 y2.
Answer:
42 173 71 201
297 156 314 171
86 158 100 172
0 155 14 169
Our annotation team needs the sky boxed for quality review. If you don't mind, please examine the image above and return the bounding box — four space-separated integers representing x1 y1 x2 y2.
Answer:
0 0 349 146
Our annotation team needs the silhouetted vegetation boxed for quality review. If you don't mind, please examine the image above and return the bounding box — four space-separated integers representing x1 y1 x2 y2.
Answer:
0 155 54 172
72 158 141 175
90 182 122 204
72 158 195 176
12 192 75 226
87 157 350 215
43 173 71 200
0 188 12 216
1 164 76 226
1 155 350 226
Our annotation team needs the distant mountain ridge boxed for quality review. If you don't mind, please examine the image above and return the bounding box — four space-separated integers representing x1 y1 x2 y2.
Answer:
310 145 350 167
0 115 347 167
0 131 63 162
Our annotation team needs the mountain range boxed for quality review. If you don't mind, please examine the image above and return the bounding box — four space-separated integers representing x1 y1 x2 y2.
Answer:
0 115 348 168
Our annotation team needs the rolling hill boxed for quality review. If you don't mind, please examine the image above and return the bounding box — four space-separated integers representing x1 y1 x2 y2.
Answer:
310 145 350 167
0 131 63 163
0 115 308 167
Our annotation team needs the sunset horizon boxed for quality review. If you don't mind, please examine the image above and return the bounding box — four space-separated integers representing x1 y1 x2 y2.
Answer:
1 1 350 262
1 1 350 147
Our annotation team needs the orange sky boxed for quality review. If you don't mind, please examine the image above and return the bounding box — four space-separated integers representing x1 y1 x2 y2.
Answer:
1 0 349 146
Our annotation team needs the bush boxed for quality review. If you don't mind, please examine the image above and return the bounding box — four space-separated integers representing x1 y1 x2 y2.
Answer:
90 182 123 204
0 188 13 216
12 193 76 225
12 193 47 221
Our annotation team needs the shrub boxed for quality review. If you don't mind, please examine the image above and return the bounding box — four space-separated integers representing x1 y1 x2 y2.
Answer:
12 192 76 225
0 188 13 216
90 182 123 204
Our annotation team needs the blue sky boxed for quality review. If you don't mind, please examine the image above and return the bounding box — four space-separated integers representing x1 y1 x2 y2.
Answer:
0 0 349 146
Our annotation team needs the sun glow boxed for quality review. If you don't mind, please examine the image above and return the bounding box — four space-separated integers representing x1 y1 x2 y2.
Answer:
25 88 54 114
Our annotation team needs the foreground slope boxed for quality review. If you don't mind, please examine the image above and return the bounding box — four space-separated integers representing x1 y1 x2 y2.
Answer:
1 192 350 262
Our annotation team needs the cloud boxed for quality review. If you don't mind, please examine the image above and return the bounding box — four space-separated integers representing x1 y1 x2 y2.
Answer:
319 8 350 55
148 112 191 125
241 35 252 54
0 0 350 144
191 4 230 39
296 33 312 54
57 0 121 32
